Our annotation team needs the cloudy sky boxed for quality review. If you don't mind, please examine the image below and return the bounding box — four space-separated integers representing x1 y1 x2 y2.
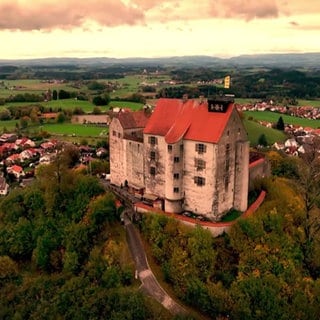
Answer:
0 0 319 59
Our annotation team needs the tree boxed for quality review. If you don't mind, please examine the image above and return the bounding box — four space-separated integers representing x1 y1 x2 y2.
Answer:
20 116 30 129
258 133 268 147
52 89 58 100
276 116 285 130
92 106 102 115
56 112 66 123
92 95 109 106
58 89 71 100
0 108 11 120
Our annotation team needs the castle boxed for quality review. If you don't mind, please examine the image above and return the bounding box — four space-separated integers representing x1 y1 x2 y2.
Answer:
109 96 249 221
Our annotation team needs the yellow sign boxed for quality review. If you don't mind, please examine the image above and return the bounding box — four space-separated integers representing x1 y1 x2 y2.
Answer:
224 75 230 89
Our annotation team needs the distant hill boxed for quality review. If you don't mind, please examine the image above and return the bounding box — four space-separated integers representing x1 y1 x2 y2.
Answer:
0 53 319 68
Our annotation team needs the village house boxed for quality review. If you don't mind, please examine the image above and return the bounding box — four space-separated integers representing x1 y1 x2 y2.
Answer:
7 164 25 179
0 176 9 196
109 96 249 221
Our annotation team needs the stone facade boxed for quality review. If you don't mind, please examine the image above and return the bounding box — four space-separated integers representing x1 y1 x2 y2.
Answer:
109 98 249 221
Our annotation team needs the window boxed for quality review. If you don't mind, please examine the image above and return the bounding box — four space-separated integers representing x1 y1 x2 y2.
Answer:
150 151 156 160
112 130 116 136
194 176 206 186
173 173 179 179
173 187 179 193
195 159 206 171
149 136 157 145
150 167 156 175
195 143 206 154
118 132 121 138
224 174 229 190
174 156 180 163
168 145 172 152
225 158 230 171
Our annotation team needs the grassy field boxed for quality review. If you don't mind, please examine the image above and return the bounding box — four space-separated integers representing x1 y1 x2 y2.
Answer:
110 74 170 98
245 110 320 128
109 100 144 110
236 97 320 108
4 98 96 113
243 118 287 146
0 119 19 131
39 124 108 137
0 120 108 137
0 79 79 99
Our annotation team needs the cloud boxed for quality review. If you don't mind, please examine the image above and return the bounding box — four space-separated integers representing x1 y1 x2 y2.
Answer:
0 0 144 31
208 0 279 20
0 0 319 32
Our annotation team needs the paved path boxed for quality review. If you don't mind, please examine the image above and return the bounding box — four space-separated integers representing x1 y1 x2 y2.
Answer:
123 211 187 316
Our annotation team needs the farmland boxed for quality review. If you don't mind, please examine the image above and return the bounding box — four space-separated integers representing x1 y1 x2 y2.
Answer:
0 67 319 146
244 110 320 128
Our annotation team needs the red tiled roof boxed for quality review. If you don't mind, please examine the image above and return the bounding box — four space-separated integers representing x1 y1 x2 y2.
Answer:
10 165 23 173
144 98 234 144
118 110 150 129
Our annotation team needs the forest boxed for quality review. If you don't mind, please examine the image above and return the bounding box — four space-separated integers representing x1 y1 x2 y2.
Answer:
1 140 320 319
139 150 320 319
0 149 174 320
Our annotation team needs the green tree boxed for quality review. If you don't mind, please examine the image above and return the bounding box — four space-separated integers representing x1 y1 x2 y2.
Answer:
276 116 285 130
0 108 11 120
52 89 58 100
56 112 66 123
258 133 268 147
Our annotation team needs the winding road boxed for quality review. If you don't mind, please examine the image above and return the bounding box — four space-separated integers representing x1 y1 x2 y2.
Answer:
123 210 187 316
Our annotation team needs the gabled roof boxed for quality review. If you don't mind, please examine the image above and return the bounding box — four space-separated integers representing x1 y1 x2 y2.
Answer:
143 98 234 144
9 164 23 173
117 110 150 129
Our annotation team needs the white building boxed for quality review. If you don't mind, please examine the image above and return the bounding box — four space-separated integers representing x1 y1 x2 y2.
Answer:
109 97 249 221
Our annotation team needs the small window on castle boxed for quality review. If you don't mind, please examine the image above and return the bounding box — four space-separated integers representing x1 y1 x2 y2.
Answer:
150 166 156 175
150 151 156 160
112 130 116 136
118 132 121 138
194 176 206 186
225 158 230 171
227 130 230 136
196 143 206 154
224 174 229 190
174 156 180 163
173 187 179 193
173 173 179 179
195 159 206 171
149 136 157 145
238 128 241 135
168 145 172 152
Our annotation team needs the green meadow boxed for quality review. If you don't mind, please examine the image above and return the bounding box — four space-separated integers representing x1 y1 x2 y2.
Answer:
4 99 96 113
109 100 144 110
236 97 320 108
245 110 320 128
0 120 108 137
39 124 108 137
243 118 287 146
